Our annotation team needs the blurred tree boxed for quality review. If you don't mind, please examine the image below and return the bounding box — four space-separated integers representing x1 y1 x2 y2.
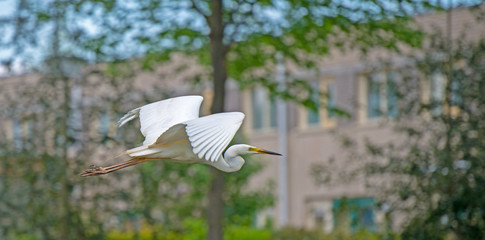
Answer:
0 0 440 239
404 37 484 240
72 1 429 239
336 28 485 239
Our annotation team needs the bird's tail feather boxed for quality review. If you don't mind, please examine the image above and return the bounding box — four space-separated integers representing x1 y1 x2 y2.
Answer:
126 145 161 158
106 151 130 161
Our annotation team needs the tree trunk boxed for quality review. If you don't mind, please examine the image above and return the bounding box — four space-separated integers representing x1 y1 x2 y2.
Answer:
208 0 227 239
208 167 225 240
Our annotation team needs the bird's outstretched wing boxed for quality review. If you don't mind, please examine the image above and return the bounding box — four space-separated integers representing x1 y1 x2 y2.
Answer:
118 95 203 145
184 112 245 162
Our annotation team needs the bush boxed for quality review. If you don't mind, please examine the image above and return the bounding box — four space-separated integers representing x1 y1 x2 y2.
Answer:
271 227 399 240
106 225 183 240
105 221 399 240
105 218 272 240
271 227 325 240
225 225 271 240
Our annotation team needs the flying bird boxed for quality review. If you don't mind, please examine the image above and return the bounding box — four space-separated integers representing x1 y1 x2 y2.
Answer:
81 95 280 176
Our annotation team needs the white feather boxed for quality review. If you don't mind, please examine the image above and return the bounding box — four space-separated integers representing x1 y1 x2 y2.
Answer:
118 95 203 145
208 132 229 161
185 112 245 162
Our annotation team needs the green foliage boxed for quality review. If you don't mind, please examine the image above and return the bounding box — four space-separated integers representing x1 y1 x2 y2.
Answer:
0 0 437 113
225 225 272 240
0 64 273 240
104 219 272 240
400 218 444 240
271 227 397 240
181 218 207 240
271 227 326 240
106 226 183 240
225 157 275 226
104 222 396 240
130 154 273 229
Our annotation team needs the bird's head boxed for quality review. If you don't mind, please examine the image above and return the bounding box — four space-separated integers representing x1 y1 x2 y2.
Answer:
237 144 281 156
218 144 281 172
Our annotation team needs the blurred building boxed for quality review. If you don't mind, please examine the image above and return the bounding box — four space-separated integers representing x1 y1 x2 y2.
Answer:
1 6 484 233
244 7 485 231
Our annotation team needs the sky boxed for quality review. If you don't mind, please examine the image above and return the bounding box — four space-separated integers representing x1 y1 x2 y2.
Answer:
0 0 14 17
0 0 25 75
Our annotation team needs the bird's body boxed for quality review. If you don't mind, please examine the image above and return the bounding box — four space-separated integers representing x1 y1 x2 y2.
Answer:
81 95 280 176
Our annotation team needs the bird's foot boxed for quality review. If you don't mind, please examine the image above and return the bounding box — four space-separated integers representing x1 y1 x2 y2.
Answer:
80 164 108 177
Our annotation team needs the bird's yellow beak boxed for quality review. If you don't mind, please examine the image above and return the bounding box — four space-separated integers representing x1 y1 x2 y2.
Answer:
251 147 282 156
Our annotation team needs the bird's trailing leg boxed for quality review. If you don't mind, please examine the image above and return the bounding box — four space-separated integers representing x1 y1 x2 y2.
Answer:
80 158 160 177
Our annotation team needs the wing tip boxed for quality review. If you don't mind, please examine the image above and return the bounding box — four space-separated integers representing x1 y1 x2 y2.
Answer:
216 112 245 122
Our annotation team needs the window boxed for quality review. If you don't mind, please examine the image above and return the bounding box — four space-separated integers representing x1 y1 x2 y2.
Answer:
301 77 337 129
12 118 22 150
314 210 325 228
386 73 399 118
367 75 381 118
430 73 461 116
450 79 462 106
333 197 376 232
306 200 333 233
255 208 274 228
251 87 277 131
361 72 399 121
4 116 35 151
327 83 337 118
430 73 446 114
23 118 35 150
307 81 321 124
431 73 446 103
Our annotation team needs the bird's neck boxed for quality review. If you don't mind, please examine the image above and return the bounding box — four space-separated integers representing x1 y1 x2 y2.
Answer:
211 145 246 172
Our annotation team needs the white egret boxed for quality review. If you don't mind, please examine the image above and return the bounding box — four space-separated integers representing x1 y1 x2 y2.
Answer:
81 95 280 176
